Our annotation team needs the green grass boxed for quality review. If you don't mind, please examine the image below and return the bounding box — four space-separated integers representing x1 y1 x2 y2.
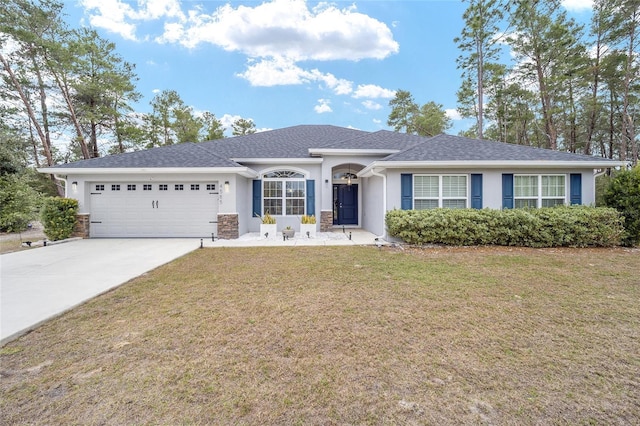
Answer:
1 246 639 424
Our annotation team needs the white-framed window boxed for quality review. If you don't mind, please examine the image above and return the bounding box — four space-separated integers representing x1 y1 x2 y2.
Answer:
159 184 168 191
127 184 136 191
111 184 120 191
414 175 467 209
143 184 152 191
190 184 199 191
263 170 306 216
95 184 104 191
175 184 184 191
514 175 566 208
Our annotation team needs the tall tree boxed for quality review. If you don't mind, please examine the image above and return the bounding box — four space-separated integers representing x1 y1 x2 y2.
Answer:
144 90 206 145
606 0 639 164
455 0 505 139
201 112 225 140
413 102 452 137
387 90 419 133
388 91 451 136
232 118 256 136
67 28 140 157
508 0 586 150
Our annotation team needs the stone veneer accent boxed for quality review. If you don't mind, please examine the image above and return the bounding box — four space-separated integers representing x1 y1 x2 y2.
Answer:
73 214 91 239
320 210 333 232
217 213 239 239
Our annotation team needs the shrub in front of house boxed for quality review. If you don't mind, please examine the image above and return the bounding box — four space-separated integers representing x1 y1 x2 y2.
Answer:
385 206 624 247
41 197 78 241
604 166 640 247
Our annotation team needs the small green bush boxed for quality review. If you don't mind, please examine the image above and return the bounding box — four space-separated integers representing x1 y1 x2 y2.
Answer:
386 206 624 247
41 197 78 241
0 175 41 232
603 166 640 246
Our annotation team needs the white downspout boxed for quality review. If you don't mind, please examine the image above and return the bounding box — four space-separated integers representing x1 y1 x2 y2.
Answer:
55 175 68 197
370 167 387 239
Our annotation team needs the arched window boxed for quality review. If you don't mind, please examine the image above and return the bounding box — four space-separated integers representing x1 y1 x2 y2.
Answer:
262 169 306 216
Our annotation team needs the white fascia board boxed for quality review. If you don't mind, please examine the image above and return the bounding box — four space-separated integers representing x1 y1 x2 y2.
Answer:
37 167 259 178
359 160 627 176
231 158 323 164
307 148 399 156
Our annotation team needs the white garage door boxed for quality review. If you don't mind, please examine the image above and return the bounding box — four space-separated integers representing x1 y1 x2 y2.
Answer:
89 182 219 238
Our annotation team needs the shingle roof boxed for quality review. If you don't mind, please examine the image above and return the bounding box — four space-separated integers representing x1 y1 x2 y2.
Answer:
52 142 239 169
203 125 370 158
322 130 426 151
383 134 618 162
49 125 620 169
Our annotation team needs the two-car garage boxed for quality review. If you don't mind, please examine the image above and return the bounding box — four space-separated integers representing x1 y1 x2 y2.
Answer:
89 181 219 238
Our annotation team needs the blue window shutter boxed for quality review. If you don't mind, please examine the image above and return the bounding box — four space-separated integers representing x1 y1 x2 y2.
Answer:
471 174 483 209
502 174 514 209
306 179 315 216
570 173 582 205
252 179 262 217
401 174 413 210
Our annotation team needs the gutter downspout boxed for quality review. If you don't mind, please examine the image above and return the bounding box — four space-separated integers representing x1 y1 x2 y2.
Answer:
370 167 387 240
593 168 607 179
55 175 68 197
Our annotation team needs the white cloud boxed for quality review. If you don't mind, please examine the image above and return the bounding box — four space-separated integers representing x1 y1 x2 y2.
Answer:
314 99 332 114
219 113 242 129
151 0 398 61
236 57 355 96
561 0 593 12
352 84 396 99
361 100 382 110
446 109 462 121
80 0 398 105
79 0 186 40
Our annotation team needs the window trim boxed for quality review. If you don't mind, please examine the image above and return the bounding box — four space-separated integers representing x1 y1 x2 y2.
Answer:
514 174 567 208
261 168 308 216
413 174 468 209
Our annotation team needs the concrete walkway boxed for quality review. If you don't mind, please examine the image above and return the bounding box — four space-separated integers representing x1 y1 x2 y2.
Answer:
1 230 383 345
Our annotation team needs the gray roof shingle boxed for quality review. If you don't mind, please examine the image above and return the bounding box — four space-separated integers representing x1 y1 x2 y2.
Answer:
52 142 240 169
383 134 618 162
49 125 619 169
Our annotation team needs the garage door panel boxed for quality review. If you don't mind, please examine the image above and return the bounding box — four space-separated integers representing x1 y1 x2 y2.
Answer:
90 182 219 238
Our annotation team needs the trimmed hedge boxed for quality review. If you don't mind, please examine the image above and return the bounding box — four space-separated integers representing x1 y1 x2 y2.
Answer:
386 206 624 247
41 197 78 241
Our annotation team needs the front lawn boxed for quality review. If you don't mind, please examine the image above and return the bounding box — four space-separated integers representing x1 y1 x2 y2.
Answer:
1 246 638 424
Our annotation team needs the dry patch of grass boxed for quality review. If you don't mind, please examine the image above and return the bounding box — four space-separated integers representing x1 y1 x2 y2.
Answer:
1 246 639 424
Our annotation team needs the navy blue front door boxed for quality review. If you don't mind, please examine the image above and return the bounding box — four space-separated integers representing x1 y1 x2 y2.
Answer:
333 184 358 225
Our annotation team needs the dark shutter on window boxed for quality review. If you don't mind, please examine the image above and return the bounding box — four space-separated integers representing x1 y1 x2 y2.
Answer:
471 174 483 209
502 174 514 209
401 174 413 210
570 173 582 205
252 179 262 218
306 179 315 216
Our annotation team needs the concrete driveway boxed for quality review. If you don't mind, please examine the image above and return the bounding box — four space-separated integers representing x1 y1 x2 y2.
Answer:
1 239 200 345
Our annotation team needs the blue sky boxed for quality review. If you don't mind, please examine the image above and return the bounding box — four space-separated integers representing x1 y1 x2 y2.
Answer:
66 0 594 136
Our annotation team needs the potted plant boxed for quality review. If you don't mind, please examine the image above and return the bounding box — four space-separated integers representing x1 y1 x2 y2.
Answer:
282 225 295 239
300 215 316 238
257 212 277 240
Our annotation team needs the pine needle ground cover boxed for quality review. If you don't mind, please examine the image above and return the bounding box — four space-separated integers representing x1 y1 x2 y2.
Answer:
1 246 638 424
